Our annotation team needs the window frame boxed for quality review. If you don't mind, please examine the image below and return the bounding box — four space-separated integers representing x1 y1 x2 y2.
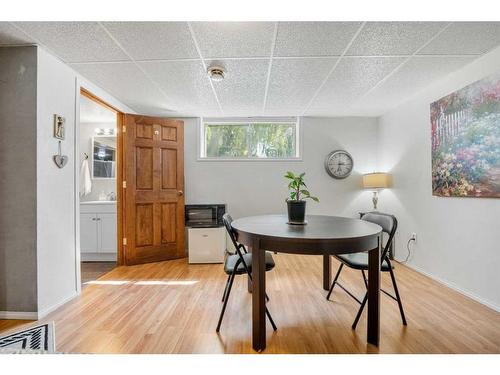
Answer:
198 117 302 161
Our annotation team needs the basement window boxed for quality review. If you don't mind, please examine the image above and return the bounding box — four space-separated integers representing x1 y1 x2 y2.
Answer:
199 118 300 160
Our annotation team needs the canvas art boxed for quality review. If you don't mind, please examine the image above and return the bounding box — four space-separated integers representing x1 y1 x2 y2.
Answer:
431 73 500 197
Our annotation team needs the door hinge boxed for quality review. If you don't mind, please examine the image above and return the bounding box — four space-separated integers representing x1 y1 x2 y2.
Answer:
122 181 127 188
122 125 126 133
123 238 127 246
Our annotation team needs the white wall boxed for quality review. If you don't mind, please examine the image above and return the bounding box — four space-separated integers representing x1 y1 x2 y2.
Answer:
184 117 379 219
36 48 78 314
35 47 134 316
378 46 500 311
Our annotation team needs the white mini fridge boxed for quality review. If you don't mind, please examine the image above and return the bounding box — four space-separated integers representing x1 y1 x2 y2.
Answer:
187 226 227 264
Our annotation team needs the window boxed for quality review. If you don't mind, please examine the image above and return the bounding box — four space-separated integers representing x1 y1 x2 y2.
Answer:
200 118 300 160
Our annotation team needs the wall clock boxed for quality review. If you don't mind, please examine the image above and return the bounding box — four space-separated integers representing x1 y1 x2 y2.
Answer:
325 150 354 179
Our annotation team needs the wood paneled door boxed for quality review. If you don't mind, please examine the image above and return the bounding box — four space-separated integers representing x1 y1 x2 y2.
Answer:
123 115 185 265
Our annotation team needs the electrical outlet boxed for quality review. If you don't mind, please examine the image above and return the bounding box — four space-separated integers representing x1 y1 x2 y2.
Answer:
410 232 417 242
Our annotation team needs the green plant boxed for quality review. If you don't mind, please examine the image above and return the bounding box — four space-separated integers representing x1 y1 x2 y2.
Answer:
284 171 319 202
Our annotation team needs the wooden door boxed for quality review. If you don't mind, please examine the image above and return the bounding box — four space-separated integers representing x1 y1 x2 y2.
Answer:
123 115 185 265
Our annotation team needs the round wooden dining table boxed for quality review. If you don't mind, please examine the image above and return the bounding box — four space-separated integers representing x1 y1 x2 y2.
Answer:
231 214 383 352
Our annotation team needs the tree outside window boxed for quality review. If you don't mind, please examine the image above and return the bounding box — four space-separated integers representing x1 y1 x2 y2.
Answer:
202 120 298 159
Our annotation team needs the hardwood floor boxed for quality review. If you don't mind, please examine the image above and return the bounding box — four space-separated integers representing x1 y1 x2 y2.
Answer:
1 254 499 353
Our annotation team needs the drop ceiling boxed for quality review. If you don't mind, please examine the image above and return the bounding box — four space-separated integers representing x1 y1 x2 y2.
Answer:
1 21 500 117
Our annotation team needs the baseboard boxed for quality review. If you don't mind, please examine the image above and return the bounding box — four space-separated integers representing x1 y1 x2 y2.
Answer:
402 262 500 313
0 311 38 320
81 253 116 262
37 291 78 319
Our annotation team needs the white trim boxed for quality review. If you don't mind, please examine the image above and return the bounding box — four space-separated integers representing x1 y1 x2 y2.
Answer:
197 158 303 162
0 311 38 320
74 77 128 293
199 117 301 160
74 77 82 296
262 22 279 114
403 262 500 313
203 116 298 123
37 292 78 319
37 291 78 319
81 253 117 262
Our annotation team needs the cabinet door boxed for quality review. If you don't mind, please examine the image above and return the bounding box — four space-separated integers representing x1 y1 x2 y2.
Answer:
98 213 117 253
81 213 98 253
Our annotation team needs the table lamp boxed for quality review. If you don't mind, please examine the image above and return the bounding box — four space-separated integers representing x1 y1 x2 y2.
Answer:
362 172 391 210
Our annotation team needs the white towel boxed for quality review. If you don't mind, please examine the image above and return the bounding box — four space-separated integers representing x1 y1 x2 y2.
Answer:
80 158 92 197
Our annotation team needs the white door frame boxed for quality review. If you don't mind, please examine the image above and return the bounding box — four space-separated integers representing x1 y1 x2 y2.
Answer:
73 77 135 293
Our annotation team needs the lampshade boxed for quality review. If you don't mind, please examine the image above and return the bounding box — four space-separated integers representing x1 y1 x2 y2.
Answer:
362 172 391 189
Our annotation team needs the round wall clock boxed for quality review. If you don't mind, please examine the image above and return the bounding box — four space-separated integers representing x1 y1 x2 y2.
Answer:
325 150 354 179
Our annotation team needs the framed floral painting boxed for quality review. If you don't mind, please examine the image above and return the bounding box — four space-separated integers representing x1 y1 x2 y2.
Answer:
431 73 500 198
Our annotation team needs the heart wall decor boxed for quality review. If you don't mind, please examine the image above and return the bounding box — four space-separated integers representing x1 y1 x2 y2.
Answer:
53 154 68 168
53 141 69 169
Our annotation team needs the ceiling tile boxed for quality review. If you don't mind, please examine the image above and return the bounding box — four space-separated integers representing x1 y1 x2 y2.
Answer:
346 22 447 56
209 59 269 113
190 22 275 58
263 108 304 116
102 22 198 60
418 22 500 55
139 60 219 110
354 56 476 115
274 22 362 57
310 57 406 109
72 62 169 114
303 107 368 117
0 22 34 45
14 22 129 63
265 58 335 110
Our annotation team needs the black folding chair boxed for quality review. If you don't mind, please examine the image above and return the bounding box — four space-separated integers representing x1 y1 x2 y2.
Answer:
326 212 407 329
216 213 278 332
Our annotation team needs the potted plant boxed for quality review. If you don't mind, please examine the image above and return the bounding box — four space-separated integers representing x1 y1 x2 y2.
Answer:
284 171 319 224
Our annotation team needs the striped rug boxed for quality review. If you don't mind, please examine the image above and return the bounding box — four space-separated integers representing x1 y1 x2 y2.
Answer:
0 322 55 353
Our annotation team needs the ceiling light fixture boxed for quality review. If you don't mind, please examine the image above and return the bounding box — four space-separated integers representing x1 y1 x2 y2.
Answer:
207 65 225 82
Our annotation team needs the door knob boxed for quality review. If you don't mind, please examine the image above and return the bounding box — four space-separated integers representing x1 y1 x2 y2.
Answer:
177 190 184 196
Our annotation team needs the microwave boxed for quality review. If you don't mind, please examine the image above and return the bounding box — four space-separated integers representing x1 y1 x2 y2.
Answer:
185 204 226 228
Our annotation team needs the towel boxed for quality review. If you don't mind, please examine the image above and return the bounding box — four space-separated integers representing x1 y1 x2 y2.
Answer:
80 158 92 197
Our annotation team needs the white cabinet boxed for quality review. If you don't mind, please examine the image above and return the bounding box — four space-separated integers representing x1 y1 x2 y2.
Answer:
81 213 99 253
80 202 117 261
99 213 117 253
188 227 226 264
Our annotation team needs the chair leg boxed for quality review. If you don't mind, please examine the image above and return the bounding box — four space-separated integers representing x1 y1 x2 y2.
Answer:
216 271 236 332
221 274 231 302
388 262 407 326
352 292 368 330
265 307 278 331
361 269 368 289
326 263 343 300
